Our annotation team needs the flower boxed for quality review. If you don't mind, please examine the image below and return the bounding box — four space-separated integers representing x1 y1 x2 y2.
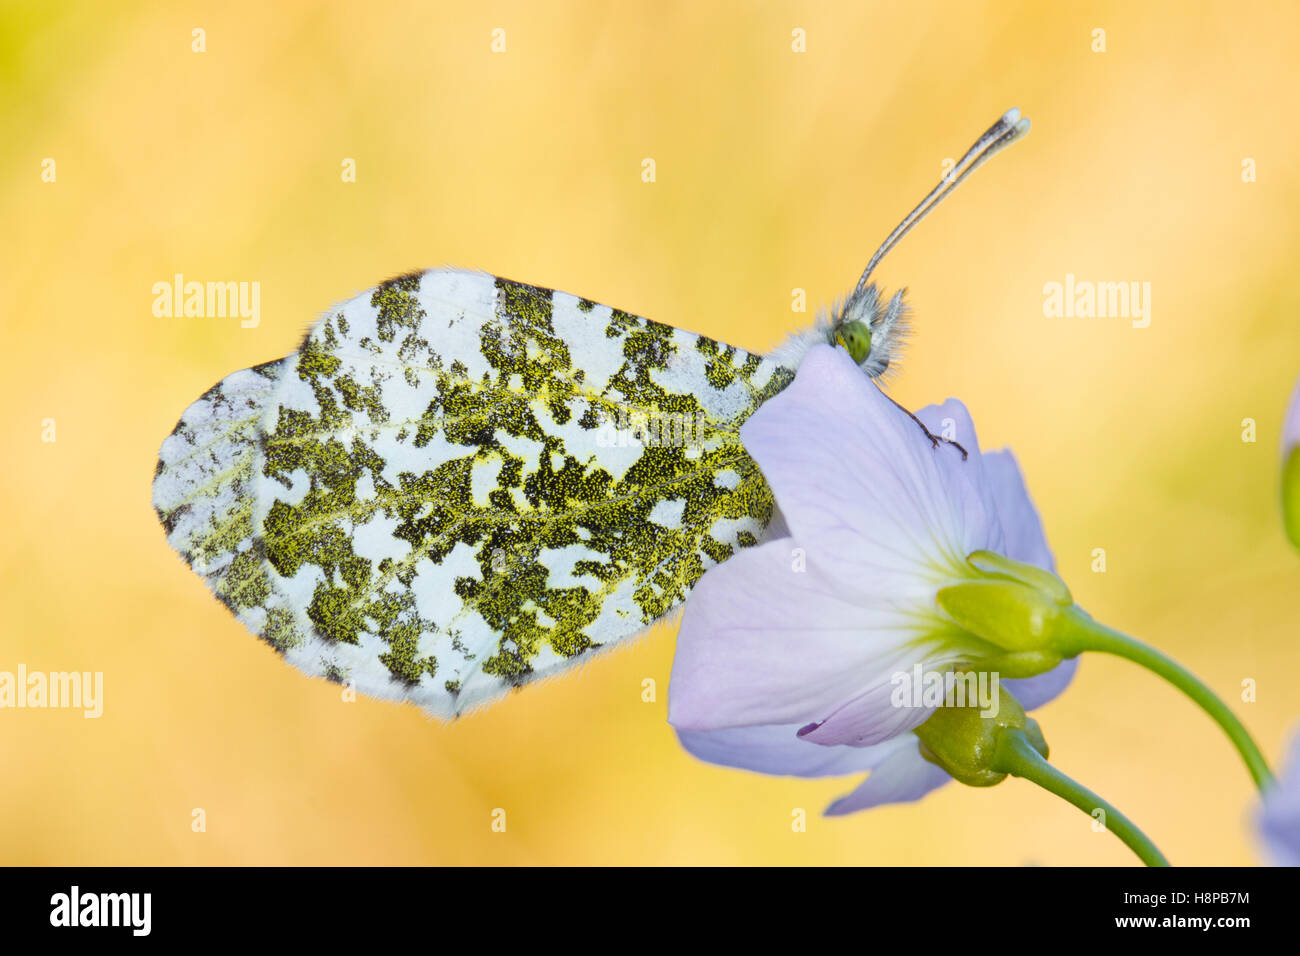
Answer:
1282 377 1300 551
1258 727 1300 866
668 343 1077 814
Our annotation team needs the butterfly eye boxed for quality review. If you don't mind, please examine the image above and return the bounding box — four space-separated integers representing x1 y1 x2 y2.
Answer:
836 320 872 364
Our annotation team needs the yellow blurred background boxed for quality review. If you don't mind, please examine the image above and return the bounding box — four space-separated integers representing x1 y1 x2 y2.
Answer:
3 0 1299 865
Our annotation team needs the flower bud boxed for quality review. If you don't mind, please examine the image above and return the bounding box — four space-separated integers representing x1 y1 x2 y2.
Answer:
914 685 1048 787
937 556 1075 676
967 549 1072 605
1284 449 1300 551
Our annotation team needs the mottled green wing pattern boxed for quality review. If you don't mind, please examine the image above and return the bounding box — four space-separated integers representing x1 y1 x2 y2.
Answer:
152 358 307 652
154 268 794 715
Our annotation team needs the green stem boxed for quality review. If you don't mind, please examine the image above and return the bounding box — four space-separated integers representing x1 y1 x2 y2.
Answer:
992 728 1170 867
1057 607 1273 791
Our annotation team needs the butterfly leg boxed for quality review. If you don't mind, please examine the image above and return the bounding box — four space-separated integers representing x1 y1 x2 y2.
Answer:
885 392 969 460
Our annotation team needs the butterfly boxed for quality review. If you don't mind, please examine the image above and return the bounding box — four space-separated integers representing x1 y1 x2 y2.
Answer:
152 109 1030 716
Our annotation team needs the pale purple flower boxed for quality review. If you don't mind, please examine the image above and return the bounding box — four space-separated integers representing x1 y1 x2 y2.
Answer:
668 344 1076 814
1284 377 1300 458
1258 728 1300 866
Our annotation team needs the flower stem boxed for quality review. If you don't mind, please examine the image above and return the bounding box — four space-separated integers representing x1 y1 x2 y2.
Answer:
1057 607 1273 791
992 728 1170 867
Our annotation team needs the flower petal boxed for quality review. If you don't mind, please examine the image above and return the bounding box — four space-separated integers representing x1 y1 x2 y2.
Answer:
1284 376 1300 460
972 448 1076 709
915 398 1002 551
914 398 985 461
794 656 962 747
667 538 934 732
980 449 1055 572
1259 728 1300 867
741 345 998 603
1003 658 1079 711
824 736 952 815
675 723 887 778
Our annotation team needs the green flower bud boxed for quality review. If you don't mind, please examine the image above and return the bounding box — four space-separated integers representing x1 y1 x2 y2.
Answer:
967 549 1072 605
914 685 1049 787
928 551 1080 678
1284 446 1300 552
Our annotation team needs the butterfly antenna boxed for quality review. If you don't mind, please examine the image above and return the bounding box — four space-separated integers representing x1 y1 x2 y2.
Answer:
854 108 1031 296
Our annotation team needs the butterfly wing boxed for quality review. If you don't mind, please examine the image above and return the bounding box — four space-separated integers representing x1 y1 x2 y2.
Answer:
154 268 794 715
153 358 310 649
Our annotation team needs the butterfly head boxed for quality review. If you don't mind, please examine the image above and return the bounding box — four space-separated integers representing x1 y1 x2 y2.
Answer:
823 108 1028 380
769 109 1029 379
829 282 909 380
